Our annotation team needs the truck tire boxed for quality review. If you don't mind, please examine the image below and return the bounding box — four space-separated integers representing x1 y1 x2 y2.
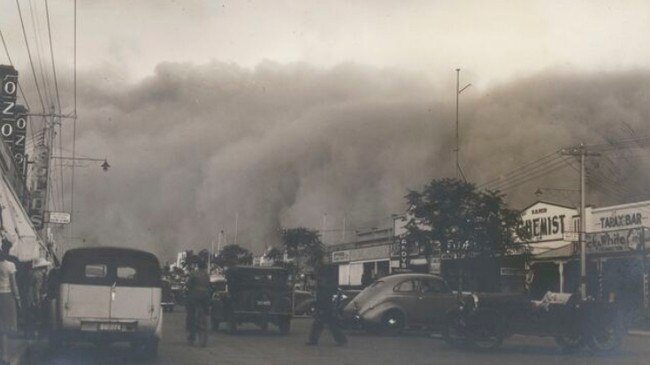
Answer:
442 309 468 348
466 309 504 351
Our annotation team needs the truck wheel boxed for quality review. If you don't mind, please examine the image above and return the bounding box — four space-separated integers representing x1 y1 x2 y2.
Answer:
555 334 585 353
278 317 291 335
466 309 504 351
442 309 468 348
587 318 624 353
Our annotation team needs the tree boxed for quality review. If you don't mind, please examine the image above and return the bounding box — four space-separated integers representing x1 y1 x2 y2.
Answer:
265 247 285 265
404 178 528 290
281 227 324 270
214 244 253 268
405 178 525 257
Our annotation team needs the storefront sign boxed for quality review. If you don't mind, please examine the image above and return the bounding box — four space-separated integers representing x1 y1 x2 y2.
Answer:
398 238 409 269
519 202 577 242
586 227 643 254
47 211 71 224
13 105 27 172
28 145 50 230
589 202 650 233
331 250 350 263
0 66 18 152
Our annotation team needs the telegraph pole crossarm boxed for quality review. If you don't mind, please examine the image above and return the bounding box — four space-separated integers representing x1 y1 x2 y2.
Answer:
560 144 601 300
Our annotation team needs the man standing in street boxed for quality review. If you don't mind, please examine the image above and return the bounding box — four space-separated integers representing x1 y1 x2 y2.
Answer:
306 267 347 346
185 260 211 345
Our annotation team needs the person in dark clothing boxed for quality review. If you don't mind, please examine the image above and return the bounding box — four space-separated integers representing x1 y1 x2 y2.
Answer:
306 268 347 346
185 260 211 344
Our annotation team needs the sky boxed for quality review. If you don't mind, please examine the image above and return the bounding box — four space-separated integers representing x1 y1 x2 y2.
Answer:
1 1 650 260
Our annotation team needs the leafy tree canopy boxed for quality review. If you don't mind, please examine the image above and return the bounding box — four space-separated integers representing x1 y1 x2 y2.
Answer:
281 227 324 269
405 178 528 258
214 244 253 268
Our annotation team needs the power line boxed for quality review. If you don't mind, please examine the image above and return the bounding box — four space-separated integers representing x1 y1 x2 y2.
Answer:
482 154 565 191
0 26 36 144
477 150 561 189
44 0 62 114
28 0 55 112
491 159 570 192
15 0 47 113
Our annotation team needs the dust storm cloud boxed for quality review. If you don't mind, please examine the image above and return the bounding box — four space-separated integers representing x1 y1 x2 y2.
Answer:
63 62 650 260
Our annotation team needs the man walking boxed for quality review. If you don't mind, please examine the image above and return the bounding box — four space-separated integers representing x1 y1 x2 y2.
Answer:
306 267 347 346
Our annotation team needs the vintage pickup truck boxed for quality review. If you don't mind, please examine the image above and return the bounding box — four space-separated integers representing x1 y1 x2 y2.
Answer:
442 290 625 353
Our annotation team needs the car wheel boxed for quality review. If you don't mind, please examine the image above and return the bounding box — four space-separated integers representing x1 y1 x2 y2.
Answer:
381 310 405 335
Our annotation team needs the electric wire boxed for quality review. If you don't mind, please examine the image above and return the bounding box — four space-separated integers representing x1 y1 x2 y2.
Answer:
15 0 47 113
44 0 62 114
484 155 565 191
490 159 570 192
477 150 560 189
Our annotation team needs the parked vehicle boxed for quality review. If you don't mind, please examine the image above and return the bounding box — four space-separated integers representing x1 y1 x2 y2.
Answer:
211 266 293 334
48 247 163 358
342 273 459 333
161 279 175 312
442 291 625 353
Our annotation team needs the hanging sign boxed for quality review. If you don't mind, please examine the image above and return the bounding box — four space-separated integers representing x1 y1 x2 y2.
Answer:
28 145 50 230
0 66 18 153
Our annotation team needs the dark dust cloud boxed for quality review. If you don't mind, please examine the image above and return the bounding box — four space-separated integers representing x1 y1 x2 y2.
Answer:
60 62 650 261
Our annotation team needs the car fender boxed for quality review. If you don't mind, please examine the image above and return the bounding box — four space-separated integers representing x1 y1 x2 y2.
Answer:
361 301 408 325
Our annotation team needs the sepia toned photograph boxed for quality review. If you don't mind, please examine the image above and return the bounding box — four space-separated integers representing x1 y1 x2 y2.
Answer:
0 1 649 364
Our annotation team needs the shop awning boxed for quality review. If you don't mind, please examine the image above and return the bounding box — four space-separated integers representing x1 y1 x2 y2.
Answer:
0 172 44 261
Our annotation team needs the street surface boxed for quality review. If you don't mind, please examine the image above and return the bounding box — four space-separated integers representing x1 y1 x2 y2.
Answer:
28 307 650 365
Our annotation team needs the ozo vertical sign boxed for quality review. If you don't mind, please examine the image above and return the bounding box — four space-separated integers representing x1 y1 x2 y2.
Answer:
0 66 18 152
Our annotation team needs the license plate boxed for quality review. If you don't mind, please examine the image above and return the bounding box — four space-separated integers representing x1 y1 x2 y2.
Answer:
99 323 123 331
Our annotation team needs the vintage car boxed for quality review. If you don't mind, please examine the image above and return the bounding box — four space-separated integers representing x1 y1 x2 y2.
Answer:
342 273 459 333
211 266 293 334
48 247 163 358
442 291 626 352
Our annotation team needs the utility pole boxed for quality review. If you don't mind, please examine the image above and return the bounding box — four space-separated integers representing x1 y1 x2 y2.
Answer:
561 144 600 299
454 69 471 181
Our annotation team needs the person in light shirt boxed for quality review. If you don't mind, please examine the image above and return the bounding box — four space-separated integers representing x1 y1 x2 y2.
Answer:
0 238 20 365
